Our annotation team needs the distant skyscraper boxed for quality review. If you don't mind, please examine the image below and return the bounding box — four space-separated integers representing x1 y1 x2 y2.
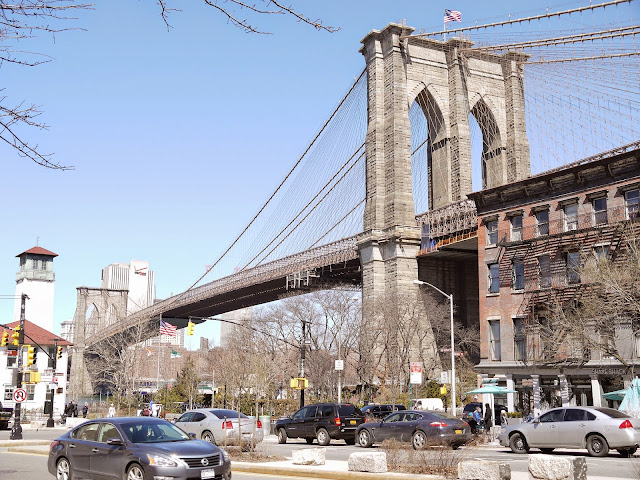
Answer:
13 246 57 332
101 260 155 314
60 319 75 343
220 307 253 348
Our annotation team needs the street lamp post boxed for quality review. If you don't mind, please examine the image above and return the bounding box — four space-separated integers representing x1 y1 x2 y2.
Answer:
413 279 456 417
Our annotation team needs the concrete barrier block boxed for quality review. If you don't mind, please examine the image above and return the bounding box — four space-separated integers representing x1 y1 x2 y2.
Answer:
348 451 387 473
458 460 511 480
529 455 587 480
292 448 325 465
65 417 85 429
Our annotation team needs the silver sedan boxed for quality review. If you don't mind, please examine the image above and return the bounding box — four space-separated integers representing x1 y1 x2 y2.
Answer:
498 406 640 457
175 408 264 445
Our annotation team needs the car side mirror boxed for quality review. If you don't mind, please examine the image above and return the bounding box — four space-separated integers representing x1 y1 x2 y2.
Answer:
106 438 123 446
188 432 196 439
172 419 177 424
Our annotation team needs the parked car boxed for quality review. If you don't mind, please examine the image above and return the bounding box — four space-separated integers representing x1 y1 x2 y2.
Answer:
275 403 364 445
0 406 13 430
361 404 406 421
412 398 444 411
356 409 471 450
174 408 264 445
48 416 231 480
498 406 640 457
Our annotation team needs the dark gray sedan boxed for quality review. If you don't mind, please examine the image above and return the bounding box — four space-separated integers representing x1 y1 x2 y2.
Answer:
48 416 231 480
356 410 471 450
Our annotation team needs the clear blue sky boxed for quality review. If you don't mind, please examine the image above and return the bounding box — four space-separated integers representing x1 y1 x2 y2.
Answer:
0 0 595 345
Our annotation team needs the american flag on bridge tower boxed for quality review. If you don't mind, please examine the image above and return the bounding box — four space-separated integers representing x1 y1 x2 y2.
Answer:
444 9 462 23
159 320 177 337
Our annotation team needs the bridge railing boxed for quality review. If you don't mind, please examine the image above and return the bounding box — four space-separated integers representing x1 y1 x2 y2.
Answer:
416 199 478 238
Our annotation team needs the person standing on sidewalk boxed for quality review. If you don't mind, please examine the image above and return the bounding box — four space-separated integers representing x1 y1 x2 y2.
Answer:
82 403 89 418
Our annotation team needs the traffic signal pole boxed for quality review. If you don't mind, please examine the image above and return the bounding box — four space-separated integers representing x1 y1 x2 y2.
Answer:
10 293 28 440
46 339 58 428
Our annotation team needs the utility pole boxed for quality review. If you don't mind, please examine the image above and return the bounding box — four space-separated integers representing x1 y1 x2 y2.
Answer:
300 320 306 409
10 294 28 440
46 338 58 427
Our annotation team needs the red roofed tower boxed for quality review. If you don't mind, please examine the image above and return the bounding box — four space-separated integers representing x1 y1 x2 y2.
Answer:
13 246 58 332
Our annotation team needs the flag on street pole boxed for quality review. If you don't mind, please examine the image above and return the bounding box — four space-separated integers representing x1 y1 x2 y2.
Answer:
171 350 182 358
159 320 177 337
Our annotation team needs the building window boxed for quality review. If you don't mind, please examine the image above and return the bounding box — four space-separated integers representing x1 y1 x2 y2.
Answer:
514 318 527 361
594 244 611 261
538 255 551 288
488 263 500 293
564 203 578 231
593 197 607 225
626 189 640 219
7 356 16 368
486 220 498 246
566 251 581 284
489 319 501 361
26 384 35 401
512 260 525 290
4 386 14 401
32 258 39 270
511 215 523 242
635 333 640 358
536 210 549 236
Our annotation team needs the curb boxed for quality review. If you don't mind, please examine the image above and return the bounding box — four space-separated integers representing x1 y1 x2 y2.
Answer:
0 440 49 447
232 462 445 480
6 446 48 456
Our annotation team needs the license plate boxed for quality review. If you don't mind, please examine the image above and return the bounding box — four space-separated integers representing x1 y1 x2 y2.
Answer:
455 429 462 434
350 420 356 425
201 469 216 479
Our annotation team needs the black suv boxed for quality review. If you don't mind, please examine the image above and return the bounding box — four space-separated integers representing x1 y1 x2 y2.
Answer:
275 403 364 445
361 404 406 421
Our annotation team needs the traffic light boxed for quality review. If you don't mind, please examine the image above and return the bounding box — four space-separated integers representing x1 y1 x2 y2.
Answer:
24 372 41 384
187 320 195 336
289 377 308 390
1 331 8 347
57 346 63 359
26 345 36 366
11 326 20 346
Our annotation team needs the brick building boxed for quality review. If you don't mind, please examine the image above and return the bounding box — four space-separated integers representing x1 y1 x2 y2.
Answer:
468 143 640 417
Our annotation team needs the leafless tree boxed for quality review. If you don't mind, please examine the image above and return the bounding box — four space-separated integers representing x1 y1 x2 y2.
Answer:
2 1 336 168
529 226 640 371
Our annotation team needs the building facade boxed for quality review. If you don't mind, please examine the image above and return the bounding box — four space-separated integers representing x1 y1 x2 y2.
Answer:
13 247 58 333
1 320 71 416
469 145 640 416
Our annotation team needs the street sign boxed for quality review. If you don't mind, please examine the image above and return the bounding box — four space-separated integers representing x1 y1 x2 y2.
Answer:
13 388 27 403
334 359 344 371
410 362 423 385
440 371 449 384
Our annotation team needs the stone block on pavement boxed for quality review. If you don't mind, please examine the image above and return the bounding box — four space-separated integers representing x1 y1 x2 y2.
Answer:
292 448 325 465
348 451 387 473
529 454 587 480
65 417 85 428
458 460 511 480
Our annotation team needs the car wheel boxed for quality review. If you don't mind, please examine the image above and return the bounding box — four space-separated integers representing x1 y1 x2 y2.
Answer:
305 437 314 444
345 438 356 445
412 430 427 450
586 434 609 457
277 428 287 444
201 430 216 444
618 447 637 458
56 457 72 480
540 448 555 454
509 432 529 454
358 429 372 448
316 428 330 446
126 463 144 480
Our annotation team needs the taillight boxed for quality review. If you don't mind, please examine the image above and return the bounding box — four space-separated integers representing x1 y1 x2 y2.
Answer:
334 417 342 426
429 421 447 427
49 440 60 453
222 420 233 429
256 420 262 428
620 419 633 429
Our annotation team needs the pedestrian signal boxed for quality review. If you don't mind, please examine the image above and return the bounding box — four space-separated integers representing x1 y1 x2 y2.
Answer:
290 378 308 390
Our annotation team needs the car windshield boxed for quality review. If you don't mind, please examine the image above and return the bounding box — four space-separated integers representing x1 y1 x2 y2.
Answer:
121 421 190 443
593 407 631 418
338 405 363 416
210 409 247 419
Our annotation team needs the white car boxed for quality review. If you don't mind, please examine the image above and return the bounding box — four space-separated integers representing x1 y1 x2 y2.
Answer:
175 408 264 445
498 406 640 457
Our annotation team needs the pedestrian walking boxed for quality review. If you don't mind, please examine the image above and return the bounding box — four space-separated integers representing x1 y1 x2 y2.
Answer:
82 402 89 418
108 403 116 418
73 402 79 418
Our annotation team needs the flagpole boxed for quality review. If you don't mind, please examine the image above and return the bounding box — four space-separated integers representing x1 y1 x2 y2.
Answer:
156 314 162 395
444 10 447 42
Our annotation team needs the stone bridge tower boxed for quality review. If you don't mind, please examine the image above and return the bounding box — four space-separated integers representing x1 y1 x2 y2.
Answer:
357 23 530 384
